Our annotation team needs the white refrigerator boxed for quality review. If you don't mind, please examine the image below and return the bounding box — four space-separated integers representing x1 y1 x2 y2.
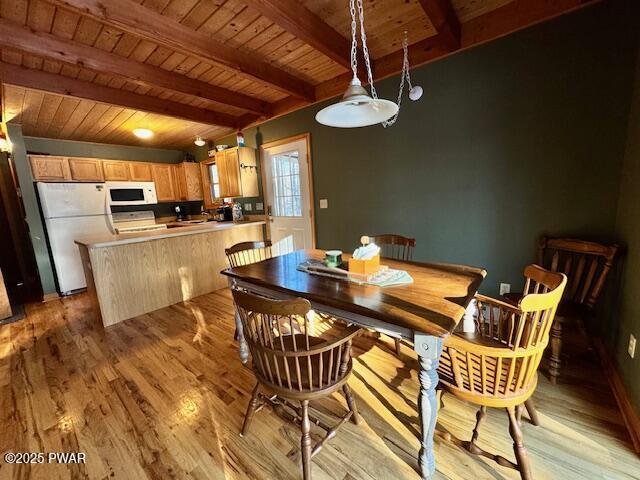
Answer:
37 182 113 295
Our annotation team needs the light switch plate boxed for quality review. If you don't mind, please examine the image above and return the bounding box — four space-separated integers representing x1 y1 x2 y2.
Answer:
629 334 636 359
499 283 511 295
319 199 328 209
256 202 263 210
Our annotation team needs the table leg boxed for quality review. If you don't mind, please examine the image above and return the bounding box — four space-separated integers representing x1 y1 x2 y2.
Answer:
228 278 249 364
414 334 443 479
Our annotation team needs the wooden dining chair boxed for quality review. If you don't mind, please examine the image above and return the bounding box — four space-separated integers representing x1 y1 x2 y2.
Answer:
225 240 273 267
232 289 362 480
438 264 567 480
369 234 416 262
505 237 618 383
368 234 416 355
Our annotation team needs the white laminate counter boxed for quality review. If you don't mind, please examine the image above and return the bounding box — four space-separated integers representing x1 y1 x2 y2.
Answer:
74 220 266 248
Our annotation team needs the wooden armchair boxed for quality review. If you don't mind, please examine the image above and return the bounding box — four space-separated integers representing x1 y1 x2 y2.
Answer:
368 234 416 355
232 289 362 480
438 265 567 480
225 240 273 267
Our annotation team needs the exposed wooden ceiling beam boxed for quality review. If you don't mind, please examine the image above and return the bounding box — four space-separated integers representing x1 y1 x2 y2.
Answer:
242 0 352 71
418 0 461 50
0 19 270 117
48 0 316 101
0 62 239 128
240 0 601 133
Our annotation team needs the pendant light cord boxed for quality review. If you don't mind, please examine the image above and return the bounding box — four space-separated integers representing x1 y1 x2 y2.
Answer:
350 0 414 127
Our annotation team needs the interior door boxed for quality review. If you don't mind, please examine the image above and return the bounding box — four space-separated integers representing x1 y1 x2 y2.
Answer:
262 137 314 255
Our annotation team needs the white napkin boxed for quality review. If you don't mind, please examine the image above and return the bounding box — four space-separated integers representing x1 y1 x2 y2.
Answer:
353 243 380 260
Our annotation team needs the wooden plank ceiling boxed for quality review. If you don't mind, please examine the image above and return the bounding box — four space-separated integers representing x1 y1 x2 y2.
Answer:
0 0 599 149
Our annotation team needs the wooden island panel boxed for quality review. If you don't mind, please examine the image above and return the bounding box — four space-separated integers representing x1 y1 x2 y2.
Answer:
79 223 263 327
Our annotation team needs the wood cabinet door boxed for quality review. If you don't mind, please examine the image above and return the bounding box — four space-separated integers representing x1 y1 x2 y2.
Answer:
151 163 176 202
128 162 153 181
225 149 242 197
200 162 215 209
68 158 104 181
174 164 188 201
216 152 231 198
183 163 203 200
29 156 71 181
102 160 130 181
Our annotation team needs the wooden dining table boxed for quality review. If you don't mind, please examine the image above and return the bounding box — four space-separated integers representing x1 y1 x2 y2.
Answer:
222 249 486 480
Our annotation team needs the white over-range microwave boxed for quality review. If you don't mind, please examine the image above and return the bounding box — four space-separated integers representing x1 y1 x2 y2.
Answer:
105 181 158 206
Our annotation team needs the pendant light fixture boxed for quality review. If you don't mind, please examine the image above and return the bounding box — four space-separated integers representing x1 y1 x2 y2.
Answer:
316 0 422 128
194 136 206 147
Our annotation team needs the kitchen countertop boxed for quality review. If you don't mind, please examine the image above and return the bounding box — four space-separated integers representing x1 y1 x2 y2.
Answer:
74 220 266 248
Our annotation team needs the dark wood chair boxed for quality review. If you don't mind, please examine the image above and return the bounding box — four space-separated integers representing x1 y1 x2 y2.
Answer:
505 237 618 383
368 234 416 355
438 265 567 480
369 234 416 262
225 240 273 267
232 289 362 480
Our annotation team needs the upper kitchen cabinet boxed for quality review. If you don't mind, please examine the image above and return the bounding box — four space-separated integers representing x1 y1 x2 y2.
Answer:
128 162 153 182
151 163 177 202
68 158 105 182
102 160 130 181
175 162 203 201
216 147 259 198
29 155 72 181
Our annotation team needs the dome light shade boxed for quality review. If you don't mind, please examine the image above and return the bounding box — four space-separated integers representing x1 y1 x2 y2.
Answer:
133 128 153 139
194 136 206 147
316 77 398 128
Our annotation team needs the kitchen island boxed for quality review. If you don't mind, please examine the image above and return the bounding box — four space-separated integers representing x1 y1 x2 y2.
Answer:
75 220 265 327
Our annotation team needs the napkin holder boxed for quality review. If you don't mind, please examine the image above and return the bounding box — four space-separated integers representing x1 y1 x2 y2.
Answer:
348 255 381 275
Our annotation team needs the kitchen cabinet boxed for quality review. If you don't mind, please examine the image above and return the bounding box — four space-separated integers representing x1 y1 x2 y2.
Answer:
174 162 203 201
128 162 153 181
29 155 71 181
151 163 177 202
102 160 130 181
68 158 104 181
216 147 258 198
200 161 216 209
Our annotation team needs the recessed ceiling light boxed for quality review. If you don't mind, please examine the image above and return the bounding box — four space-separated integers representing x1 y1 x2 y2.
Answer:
133 128 154 139
194 136 206 147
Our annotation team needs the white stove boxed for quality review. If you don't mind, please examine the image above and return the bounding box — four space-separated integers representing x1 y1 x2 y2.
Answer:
112 211 167 234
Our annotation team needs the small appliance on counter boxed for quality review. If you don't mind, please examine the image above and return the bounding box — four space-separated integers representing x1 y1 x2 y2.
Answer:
215 205 233 222
112 211 168 234
232 202 244 222
174 205 187 222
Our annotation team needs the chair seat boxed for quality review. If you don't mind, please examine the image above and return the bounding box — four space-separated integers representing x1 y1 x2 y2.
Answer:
255 334 352 394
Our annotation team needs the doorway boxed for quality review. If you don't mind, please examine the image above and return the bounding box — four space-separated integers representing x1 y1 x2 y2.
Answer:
260 134 315 255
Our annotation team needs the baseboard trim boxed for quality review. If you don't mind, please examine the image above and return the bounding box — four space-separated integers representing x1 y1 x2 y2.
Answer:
592 339 640 453
42 292 60 303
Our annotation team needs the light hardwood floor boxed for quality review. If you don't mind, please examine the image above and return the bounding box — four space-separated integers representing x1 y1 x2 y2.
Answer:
0 290 638 479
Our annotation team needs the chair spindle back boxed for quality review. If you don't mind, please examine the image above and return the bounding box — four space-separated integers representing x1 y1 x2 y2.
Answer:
226 240 273 268
232 290 356 395
538 237 617 309
368 234 416 261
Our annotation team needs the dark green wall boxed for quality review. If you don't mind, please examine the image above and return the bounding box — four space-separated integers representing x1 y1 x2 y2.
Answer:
219 1 635 299
24 136 184 163
611 22 640 410
5 130 188 295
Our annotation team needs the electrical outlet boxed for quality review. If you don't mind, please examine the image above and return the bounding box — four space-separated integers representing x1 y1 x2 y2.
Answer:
319 199 328 209
256 202 263 211
244 203 252 211
629 334 636 359
499 283 511 295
